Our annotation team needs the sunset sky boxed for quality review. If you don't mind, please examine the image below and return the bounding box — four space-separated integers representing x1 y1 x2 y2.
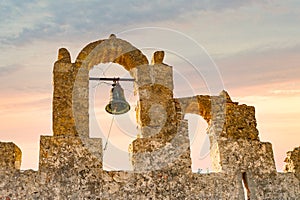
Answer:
0 0 299 172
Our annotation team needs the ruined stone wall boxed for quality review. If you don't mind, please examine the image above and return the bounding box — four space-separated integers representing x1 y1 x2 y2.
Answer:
178 92 259 141
1 150 299 199
1 36 299 199
177 91 265 176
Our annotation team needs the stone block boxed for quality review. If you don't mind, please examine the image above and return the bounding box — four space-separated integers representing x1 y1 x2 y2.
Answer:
39 136 103 173
132 63 173 92
211 138 276 174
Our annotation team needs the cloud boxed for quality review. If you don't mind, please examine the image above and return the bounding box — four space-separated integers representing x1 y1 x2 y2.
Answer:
0 0 51 40
0 0 271 46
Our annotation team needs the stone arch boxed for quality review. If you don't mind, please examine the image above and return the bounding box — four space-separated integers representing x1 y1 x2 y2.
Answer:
184 113 211 172
75 34 148 71
72 35 149 139
177 96 213 172
177 95 212 123
177 91 231 142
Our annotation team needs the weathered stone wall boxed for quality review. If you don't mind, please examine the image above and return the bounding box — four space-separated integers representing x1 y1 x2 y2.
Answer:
1 159 299 199
1 36 299 199
178 91 259 141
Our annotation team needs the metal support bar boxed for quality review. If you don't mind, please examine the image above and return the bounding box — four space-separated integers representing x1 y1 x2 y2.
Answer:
89 77 135 81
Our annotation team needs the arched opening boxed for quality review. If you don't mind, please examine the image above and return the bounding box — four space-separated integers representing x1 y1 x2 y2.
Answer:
89 63 138 170
69 36 149 170
184 114 212 173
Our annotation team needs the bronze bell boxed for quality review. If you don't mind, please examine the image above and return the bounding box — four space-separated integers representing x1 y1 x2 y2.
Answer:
105 82 130 115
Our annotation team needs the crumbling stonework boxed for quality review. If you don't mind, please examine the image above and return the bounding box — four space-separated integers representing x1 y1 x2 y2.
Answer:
284 146 300 179
0 142 21 171
0 35 299 199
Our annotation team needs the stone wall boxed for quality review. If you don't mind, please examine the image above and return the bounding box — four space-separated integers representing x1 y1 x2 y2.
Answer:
1 157 299 199
0 36 299 199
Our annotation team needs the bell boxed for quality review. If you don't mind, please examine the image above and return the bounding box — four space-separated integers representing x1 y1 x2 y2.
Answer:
105 82 130 115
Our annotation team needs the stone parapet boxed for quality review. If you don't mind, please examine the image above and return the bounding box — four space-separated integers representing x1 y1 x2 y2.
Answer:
1 166 298 199
130 119 191 172
39 136 103 173
211 138 276 174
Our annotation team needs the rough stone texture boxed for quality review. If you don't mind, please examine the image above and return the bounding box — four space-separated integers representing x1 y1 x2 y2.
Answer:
75 35 148 71
53 61 78 137
151 51 164 64
130 119 192 172
210 138 276 174
178 91 259 142
284 146 300 179
0 36 299 199
0 142 21 171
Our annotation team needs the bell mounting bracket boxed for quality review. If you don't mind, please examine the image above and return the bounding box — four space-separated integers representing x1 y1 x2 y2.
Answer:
89 77 135 82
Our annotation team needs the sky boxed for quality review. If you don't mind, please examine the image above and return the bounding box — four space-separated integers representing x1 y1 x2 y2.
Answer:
0 0 299 172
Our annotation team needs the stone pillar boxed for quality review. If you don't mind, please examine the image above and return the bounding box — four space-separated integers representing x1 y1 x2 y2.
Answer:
52 48 77 136
131 52 174 137
0 142 22 170
129 51 192 172
72 67 89 139
52 47 90 138
46 48 103 194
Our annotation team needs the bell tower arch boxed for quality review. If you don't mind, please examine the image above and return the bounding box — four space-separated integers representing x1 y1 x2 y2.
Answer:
52 34 193 172
53 34 148 138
